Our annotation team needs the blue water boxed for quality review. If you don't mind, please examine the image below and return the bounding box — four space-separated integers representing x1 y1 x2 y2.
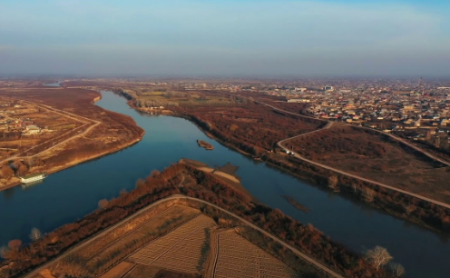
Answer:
0 92 449 277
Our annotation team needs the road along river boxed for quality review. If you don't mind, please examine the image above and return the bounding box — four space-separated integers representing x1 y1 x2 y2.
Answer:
1 92 449 278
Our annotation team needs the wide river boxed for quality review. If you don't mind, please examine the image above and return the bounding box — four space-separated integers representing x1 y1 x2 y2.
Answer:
1 92 449 277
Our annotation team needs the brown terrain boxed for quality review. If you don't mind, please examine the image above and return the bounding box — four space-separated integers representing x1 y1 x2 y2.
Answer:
0 86 144 190
61 81 450 234
40 81 450 234
288 124 450 204
181 102 323 153
0 162 396 278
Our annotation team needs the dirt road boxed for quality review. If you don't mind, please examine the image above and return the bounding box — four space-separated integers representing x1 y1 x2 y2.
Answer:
24 195 345 278
259 100 450 167
0 99 101 164
277 124 450 210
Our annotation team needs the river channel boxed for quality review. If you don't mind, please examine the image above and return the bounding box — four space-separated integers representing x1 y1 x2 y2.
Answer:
1 91 449 277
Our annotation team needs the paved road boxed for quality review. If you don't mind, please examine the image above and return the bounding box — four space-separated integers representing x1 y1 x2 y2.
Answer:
24 195 345 278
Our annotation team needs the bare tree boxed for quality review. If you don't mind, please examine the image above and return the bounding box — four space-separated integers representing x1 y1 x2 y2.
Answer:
30 227 42 241
150 169 160 177
0 246 10 259
17 163 29 176
0 166 14 180
135 178 145 188
365 246 393 270
328 175 339 192
8 239 22 251
389 262 405 277
120 189 128 196
362 187 375 202
98 199 109 209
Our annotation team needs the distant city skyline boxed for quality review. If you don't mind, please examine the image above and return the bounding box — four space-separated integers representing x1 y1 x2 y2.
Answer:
0 0 449 77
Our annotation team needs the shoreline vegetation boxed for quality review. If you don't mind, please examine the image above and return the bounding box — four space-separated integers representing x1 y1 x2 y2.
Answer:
111 88 450 235
187 113 450 235
0 162 397 278
196 139 214 150
102 88 450 235
0 89 145 193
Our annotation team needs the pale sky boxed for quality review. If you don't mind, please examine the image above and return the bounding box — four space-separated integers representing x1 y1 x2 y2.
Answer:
0 0 449 77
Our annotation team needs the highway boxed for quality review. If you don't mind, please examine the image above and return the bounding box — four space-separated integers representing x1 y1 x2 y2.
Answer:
262 101 450 209
24 195 345 278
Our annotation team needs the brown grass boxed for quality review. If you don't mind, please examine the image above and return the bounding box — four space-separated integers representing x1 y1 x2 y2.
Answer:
100 262 135 278
213 230 296 278
0 87 144 189
122 265 161 278
290 124 450 203
129 215 215 274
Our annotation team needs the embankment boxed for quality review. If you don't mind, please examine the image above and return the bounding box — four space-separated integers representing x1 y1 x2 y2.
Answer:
183 114 450 235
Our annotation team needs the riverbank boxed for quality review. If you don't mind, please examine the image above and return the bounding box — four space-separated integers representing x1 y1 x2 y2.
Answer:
0 92 145 193
1 163 394 278
165 110 450 235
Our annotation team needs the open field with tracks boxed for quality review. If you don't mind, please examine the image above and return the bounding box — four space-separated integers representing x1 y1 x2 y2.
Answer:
29 202 299 278
0 86 144 191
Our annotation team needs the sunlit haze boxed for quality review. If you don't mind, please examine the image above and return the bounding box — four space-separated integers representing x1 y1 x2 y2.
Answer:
1 0 449 77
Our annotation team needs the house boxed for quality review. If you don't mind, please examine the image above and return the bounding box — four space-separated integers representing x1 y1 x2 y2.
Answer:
26 125 41 134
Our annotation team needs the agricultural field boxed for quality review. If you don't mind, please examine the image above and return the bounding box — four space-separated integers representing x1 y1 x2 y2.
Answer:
29 202 300 278
211 230 296 278
43 204 201 278
129 214 215 273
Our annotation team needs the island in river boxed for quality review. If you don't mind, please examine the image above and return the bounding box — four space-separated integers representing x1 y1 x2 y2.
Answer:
197 139 214 150
0 83 144 191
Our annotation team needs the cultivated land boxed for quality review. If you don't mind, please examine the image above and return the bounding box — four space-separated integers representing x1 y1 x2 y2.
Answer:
0 85 144 190
2 162 394 278
25 202 297 278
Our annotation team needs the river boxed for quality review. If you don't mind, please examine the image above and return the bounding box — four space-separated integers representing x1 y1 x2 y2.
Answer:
1 91 449 277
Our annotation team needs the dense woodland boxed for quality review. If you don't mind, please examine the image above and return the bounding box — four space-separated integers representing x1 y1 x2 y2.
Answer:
0 164 395 278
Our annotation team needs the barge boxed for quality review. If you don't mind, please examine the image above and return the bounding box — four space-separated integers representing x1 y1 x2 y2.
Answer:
20 173 46 184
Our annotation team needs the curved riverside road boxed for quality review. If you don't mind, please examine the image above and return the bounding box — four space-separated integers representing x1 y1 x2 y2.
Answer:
23 195 345 278
258 100 450 167
263 101 450 210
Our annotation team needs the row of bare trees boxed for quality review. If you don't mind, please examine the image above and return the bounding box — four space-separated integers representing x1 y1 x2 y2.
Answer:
0 228 41 259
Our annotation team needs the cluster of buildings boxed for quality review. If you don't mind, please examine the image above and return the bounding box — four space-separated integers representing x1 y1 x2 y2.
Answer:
276 82 450 148
0 102 42 135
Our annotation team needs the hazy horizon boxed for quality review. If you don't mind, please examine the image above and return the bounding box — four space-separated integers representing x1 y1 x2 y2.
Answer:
1 0 449 77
